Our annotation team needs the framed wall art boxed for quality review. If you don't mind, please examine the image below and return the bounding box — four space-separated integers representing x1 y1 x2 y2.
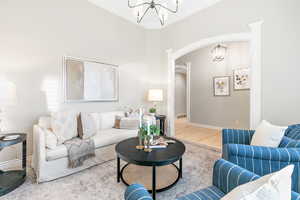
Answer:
233 68 250 90
63 56 119 102
213 76 230 96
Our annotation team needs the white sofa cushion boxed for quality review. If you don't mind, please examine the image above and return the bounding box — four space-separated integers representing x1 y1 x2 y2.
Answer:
99 111 124 130
51 111 78 145
46 128 137 161
93 128 137 148
46 145 67 161
251 120 287 147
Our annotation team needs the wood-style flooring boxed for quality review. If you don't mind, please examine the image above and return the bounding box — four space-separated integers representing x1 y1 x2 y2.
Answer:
175 118 222 152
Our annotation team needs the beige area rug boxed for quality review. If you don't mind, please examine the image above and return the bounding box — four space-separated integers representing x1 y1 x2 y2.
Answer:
2 142 221 200
122 164 179 190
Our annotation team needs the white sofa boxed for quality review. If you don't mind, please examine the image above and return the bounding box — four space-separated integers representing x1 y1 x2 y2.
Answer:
32 111 138 183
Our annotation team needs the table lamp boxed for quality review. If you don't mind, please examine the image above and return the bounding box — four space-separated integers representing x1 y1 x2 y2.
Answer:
0 80 17 133
148 89 163 115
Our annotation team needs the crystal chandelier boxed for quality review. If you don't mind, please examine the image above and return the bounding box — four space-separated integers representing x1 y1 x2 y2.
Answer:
128 0 179 26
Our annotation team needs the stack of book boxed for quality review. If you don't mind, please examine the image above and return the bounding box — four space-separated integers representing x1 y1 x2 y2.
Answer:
149 137 176 149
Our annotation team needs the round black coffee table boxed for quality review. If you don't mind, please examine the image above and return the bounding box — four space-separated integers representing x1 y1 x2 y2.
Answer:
115 137 185 200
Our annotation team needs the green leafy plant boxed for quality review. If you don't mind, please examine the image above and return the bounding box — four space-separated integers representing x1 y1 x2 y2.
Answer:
150 124 160 136
139 125 148 139
149 107 156 113
139 124 161 137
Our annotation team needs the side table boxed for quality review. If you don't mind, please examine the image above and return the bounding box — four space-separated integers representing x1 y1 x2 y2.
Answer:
0 133 27 196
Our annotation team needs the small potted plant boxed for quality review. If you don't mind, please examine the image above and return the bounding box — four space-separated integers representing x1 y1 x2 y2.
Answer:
149 107 156 116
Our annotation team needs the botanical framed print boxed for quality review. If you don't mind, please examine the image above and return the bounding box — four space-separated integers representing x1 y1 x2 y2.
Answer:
213 76 230 96
233 68 250 90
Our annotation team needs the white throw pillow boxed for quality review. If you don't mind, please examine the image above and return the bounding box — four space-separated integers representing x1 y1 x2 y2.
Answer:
99 111 125 130
44 129 58 150
221 165 294 200
51 111 78 144
80 113 98 139
119 117 139 130
250 120 287 147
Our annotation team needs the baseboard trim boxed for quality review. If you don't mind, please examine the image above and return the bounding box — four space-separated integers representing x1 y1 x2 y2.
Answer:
0 159 22 170
188 122 223 130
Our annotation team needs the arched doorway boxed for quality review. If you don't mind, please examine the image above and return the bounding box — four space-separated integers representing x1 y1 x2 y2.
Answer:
166 21 263 137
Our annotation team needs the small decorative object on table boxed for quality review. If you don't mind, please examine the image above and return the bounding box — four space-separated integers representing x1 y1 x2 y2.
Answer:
149 107 156 116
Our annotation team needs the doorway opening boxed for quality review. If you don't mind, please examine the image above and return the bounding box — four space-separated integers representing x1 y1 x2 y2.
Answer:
174 41 251 151
167 21 263 151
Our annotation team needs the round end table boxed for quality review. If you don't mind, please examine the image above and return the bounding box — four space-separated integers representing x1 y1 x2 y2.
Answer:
115 137 185 200
0 133 27 196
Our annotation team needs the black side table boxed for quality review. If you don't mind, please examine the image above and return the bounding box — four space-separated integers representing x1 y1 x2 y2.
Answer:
155 115 166 136
0 133 27 196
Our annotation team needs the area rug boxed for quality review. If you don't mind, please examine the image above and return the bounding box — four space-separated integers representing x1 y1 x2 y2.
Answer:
2 142 221 200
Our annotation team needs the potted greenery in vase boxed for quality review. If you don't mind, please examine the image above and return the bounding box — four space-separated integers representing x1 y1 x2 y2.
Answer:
137 123 161 152
149 107 156 116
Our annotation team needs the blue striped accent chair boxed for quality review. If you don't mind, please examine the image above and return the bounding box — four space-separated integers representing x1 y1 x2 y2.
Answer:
124 159 300 200
222 125 300 193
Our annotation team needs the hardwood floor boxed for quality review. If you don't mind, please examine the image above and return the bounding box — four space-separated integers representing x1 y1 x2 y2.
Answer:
175 118 222 151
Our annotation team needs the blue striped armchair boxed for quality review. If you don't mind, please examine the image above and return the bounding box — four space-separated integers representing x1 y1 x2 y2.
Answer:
124 159 300 200
222 124 300 193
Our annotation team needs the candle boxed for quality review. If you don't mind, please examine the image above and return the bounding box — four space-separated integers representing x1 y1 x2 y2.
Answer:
139 108 143 128
147 121 151 135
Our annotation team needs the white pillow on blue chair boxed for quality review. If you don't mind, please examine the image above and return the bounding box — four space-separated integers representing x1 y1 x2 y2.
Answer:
221 165 294 200
251 120 287 147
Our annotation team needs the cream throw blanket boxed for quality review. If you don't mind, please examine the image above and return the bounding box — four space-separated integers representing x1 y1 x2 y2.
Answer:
64 138 95 168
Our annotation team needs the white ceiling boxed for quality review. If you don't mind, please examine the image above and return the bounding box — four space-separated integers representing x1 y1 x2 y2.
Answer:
88 0 221 29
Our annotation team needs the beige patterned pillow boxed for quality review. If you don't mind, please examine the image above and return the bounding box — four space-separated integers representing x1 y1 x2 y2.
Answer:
51 111 78 144
114 116 122 129
114 117 139 130
79 113 98 139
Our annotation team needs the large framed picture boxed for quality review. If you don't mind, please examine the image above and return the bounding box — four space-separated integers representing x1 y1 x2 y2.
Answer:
63 56 119 102
213 76 230 96
233 68 250 90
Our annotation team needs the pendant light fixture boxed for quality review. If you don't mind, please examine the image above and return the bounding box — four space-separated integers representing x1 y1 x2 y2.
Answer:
128 0 180 26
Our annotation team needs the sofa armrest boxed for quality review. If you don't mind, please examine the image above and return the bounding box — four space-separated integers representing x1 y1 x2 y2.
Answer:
32 125 47 177
212 159 260 194
222 129 255 145
124 184 152 200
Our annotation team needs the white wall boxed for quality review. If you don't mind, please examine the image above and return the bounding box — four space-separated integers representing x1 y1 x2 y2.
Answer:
1 0 300 163
161 0 300 127
0 0 163 162
175 72 187 116
176 42 250 128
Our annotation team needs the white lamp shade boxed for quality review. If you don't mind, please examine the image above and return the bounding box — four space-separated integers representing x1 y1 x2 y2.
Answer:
148 89 163 102
0 80 17 106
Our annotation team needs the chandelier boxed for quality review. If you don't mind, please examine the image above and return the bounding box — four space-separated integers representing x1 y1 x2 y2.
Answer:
128 0 179 26
211 44 227 62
